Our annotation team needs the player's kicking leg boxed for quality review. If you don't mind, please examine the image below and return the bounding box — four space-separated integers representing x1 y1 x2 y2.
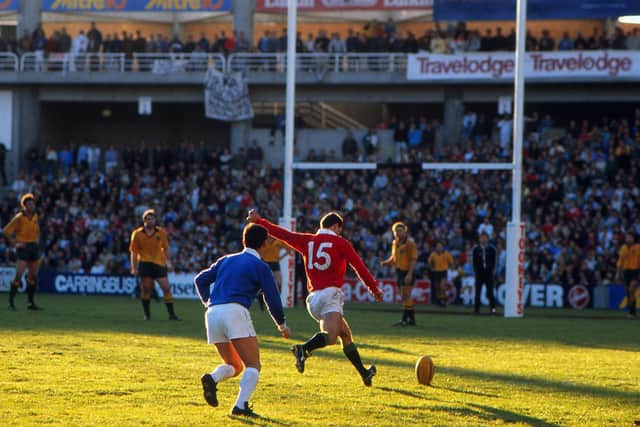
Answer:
339 316 376 387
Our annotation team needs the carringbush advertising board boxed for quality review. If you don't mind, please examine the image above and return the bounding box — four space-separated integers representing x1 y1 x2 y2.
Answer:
42 0 231 12
19 269 638 310
407 51 640 82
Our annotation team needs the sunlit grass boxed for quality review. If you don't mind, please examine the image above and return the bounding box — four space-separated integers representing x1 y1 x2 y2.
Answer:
0 294 638 426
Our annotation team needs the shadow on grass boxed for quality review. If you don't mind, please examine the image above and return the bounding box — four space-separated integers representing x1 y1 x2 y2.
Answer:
354 342 416 356
430 404 562 427
468 403 564 427
378 386 436 401
431 384 499 398
228 413 290 426
439 366 640 403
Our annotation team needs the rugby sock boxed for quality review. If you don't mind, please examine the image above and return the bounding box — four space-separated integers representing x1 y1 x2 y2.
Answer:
234 367 259 408
26 285 35 305
9 281 18 306
401 309 408 322
165 302 176 316
211 364 235 383
302 331 329 354
343 343 368 377
142 299 151 318
407 306 415 323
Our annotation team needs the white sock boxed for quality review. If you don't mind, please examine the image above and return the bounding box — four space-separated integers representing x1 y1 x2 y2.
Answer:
234 367 259 408
211 364 235 383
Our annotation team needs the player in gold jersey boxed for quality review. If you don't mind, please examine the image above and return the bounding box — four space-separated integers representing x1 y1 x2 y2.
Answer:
617 232 640 319
3 194 42 310
428 241 454 307
130 209 180 321
381 222 418 326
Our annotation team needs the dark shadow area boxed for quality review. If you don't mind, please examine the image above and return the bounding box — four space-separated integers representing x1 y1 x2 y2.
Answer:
468 403 564 427
430 404 563 427
439 366 640 403
431 385 499 398
378 386 435 401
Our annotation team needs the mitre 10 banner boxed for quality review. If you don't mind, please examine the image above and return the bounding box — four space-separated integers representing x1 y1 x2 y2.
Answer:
434 0 640 20
42 0 232 12
0 0 19 11
257 0 433 12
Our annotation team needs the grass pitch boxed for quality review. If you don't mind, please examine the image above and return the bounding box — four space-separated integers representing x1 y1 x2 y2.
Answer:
1 294 638 426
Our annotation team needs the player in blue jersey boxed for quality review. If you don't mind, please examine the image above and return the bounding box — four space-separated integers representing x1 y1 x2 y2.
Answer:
194 223 291 417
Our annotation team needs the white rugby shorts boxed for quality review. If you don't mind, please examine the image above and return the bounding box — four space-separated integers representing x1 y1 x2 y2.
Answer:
306 286 344 322
205 303 256 344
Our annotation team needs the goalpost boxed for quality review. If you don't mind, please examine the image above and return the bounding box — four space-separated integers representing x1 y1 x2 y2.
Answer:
280 0 528 318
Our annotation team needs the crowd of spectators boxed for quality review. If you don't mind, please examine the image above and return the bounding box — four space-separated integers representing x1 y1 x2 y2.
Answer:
0 109 638 298
2 20 640 59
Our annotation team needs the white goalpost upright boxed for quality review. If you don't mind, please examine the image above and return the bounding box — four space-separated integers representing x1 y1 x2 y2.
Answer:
504 0 527 318
279 0 298 308
280 0 528 315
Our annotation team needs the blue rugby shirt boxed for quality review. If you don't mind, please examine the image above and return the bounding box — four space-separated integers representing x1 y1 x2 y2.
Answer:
194 248 285 326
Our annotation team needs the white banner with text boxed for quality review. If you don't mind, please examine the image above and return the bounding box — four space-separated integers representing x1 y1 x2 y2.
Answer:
407 51 640 81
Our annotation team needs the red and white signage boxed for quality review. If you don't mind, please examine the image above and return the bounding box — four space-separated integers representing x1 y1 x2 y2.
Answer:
342 278 430 304
407 51 639 81
257 0 432 12
568 285 590 309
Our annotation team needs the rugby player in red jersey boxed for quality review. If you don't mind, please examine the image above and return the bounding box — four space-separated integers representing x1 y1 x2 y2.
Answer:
247 209 383 386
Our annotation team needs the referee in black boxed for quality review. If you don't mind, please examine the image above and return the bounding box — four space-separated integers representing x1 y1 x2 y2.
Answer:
472 231 497 315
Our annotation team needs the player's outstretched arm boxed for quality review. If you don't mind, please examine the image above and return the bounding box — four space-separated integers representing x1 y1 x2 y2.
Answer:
343 241 383 302
193 260 221 307
247 209 306 253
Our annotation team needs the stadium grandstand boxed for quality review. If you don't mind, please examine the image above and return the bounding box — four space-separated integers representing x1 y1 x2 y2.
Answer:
0 0 639 312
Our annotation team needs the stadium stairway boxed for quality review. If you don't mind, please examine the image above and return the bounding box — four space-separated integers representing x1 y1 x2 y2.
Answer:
253 101 368 130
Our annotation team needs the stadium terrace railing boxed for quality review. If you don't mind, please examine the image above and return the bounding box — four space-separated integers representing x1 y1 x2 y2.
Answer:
18 52 226 73
130 53 225 73
227 53 407 73
20 52 126 72
0 53 19 71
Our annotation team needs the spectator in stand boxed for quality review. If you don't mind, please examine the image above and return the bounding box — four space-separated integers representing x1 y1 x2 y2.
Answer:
574 32 587 50
557 32 574 51
342 131 359 161
626 28 640 50
362 129 379 161
247 140 263 168
393 121 408 162
169 34 183 53
407 123 422 153
87 22 102 54
223 32 235 54
236 31 250 53
328 32 346 71
466 30 481 52
315 30 330 53
612 27 627 50
538 30 555 51
31 24 46 71
525 30 538 51
480 29 495 52
493 27 508 51
72 30 88 71
198 32 210 52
